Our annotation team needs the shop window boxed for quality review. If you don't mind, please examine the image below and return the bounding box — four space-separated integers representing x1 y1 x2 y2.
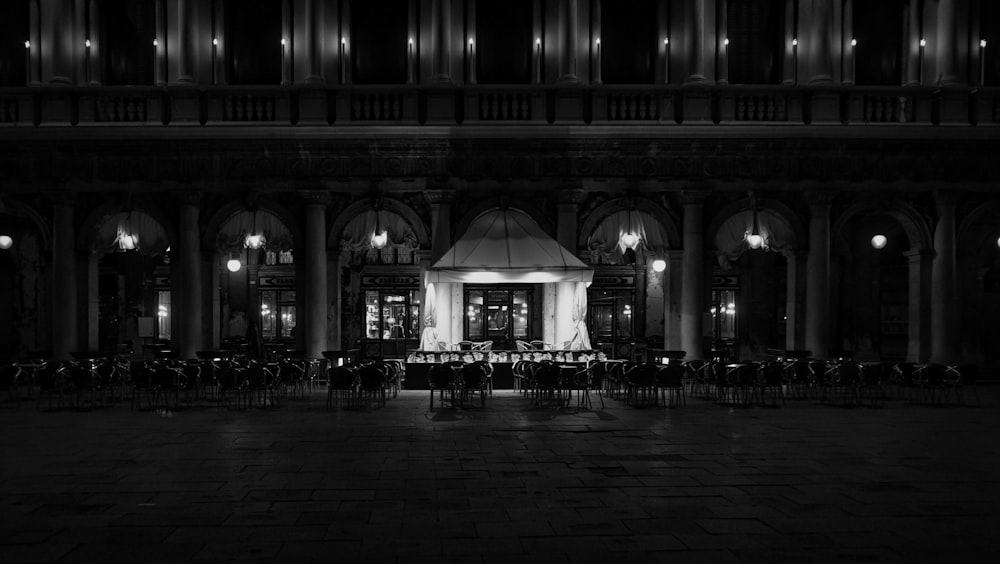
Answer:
261 290 296 340
854 0 904 86
365 290 420 341
156 290 171 340
225 0 282 85
475 0 533 84
710 287 737 359
351 0 407 84
0 0 29 86
727 0 784 84
464 287 531 348
101 0 156 85
587 288 633 345
601 0 657 84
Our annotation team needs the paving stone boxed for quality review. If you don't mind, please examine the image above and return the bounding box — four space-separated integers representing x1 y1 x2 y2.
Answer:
0 388 998 562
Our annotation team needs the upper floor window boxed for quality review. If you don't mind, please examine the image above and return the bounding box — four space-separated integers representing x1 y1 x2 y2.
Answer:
983 1 1000 85
475 0 533 84
350 0 407 84
854 0 904 86
601 0 658 84
0 0 29 86
102 0 156 85
727 0 784 84
225 0 282 85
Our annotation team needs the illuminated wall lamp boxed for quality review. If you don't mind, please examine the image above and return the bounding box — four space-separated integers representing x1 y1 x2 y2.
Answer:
651 258 666 272
871 234 887 249
0 235 12 250
226 257 242 272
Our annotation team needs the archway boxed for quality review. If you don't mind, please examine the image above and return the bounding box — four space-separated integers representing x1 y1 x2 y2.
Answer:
582 198 677 358
957 201 1000 370
710 198 802 361
0 202 49 361
832 200 932 362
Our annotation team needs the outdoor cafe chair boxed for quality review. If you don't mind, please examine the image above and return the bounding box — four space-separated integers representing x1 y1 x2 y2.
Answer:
458 362 490 408
531 362 565 407
623 362 657 407
654 363 686 408
0 364 23 404
950 364 980 407
358 362 389 408
326 365 358 409
428 363 459 410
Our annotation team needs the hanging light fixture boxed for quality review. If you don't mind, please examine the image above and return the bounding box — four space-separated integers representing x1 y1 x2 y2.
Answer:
116 208 139 251
620 207 641 251
871 234 888 249
244 208 266 250
371 202 388 249
0 234 12 250
746 192 765 250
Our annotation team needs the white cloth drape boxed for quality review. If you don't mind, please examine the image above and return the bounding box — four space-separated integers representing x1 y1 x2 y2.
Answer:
569 281 592 350
216 210 294 252
715 209 794 268
341 210 419 253
587 209 669 264
93 211 169 255
419 282 440 351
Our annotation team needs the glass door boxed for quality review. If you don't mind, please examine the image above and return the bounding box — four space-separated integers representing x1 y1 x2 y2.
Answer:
464 287 532 350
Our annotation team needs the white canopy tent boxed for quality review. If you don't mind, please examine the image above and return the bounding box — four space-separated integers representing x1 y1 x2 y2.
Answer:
425 208 593 284
424 208 594 350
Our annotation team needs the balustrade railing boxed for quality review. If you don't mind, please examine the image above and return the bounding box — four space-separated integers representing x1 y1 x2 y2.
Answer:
465 88 543 122
0 96 20 124
0 85 990 127
591 88 668 122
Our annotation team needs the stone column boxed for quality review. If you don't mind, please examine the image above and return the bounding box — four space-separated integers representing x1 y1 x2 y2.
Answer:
591 0 601 84
931 193 959 363
86 253 99 351
680 194 705 360
685 0 707 83
175 0 195 83
426 189 454 263
935 0 965 86
906 249 933 363
52 198 77 359
431 0 452 83
43 0 77 84
556 189 582 252
202 250 220 349
803 0 835 84
805 192 833 358
303 0 323 83
666 250 684 351
905 0 922 86
784 250 798 351
302 191 330 359
557 0 578 83
176 192 203 359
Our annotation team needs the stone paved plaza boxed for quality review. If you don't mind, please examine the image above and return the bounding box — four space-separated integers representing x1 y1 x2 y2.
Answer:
1 387 998 563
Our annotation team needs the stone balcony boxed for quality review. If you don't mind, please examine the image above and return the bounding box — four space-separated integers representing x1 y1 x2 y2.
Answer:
0 84 996 128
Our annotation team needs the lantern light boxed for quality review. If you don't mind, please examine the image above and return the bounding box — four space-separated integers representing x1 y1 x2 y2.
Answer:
871 234 887 249
0 235 12 250
227 258 242 272
651 259 666 273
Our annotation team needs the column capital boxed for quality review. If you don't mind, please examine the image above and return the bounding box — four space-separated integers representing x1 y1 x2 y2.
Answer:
678 191 709 206
904 248 936 262
48 193 77 207
425 189 455 205
557 188 585 206
298 190 331 207
804 190 837 208
173 190 202 207
933 190 962 208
